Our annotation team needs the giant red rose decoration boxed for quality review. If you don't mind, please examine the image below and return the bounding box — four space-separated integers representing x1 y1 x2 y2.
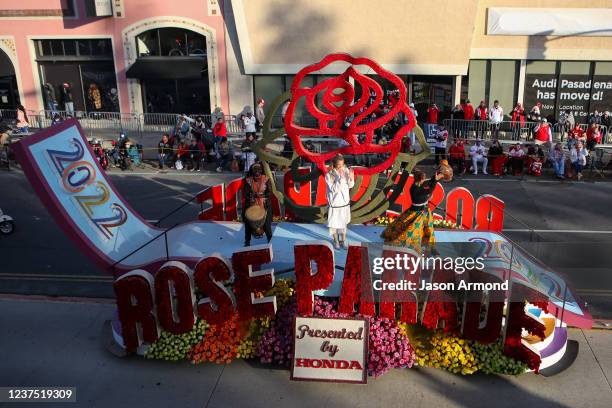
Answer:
284 53 415 176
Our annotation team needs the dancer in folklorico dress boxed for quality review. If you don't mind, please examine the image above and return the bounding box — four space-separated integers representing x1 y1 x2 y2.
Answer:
381 168 444 254
325 154 355 250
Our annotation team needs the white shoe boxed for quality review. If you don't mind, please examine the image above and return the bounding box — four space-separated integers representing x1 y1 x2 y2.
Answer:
216 167 222 173
473 171 478 175
483 171 488 175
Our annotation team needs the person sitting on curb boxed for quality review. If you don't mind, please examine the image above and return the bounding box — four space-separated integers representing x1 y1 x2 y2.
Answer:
469 139 488 175
550 143 565 179
586 123 602 152
448 138 466 176
157 133 172 170
175 141 189 171
488 139 505 177
187 138 202 172
216 138 234 173
508 143 525 176
568 123 586 149
570 142 588 181
533 118 553 147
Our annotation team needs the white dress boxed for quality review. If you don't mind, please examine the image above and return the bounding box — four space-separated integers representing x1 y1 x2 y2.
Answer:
325 167 354 234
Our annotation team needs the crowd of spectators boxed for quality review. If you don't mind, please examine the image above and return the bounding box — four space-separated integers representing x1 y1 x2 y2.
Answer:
154 100 269 173
428 98 610 180
435 131 596 180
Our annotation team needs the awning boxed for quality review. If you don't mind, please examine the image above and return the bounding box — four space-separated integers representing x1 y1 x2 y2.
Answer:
126 57 207 80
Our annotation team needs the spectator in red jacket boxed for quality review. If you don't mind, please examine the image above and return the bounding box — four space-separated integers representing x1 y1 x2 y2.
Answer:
474 100 488 138
213 117 227 140
448 138 466 175
586 123 602 151
511 103 525 140
568 123 585 149
475 101 488 121
427 103 440 124
462 99 475 121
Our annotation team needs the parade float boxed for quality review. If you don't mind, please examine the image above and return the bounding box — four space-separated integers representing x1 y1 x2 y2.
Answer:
14 54 591 383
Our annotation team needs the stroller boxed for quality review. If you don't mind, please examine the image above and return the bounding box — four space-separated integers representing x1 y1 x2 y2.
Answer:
127 143 143 168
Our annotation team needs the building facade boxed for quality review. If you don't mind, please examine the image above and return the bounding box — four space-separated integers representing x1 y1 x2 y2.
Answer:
1 0 611 123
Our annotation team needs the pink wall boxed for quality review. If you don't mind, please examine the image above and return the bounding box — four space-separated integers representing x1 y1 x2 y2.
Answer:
2 0 69 10
0 0 229 114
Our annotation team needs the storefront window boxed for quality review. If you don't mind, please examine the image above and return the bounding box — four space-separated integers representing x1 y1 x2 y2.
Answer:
77 40 90 57
51 40 63 56
131 29 209 114
254 76 285 126
35 39 112 59
467 60 517 118
36 40 52 57
35 39 118 112
557 61 592 123
91 39 112 56
62 40 77 56
460 75 469 105
524 60 557 121
591 62 612 114
412 75 453 123
186 32 206 56
0 48 18 110
489 61 518 118
136 31 159 57
136 28 207 58
159 28 189 57
468 60 486 106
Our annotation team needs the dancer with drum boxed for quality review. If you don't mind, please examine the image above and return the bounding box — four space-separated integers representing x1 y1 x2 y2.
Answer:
325 154 355 249
243 162 273 246
381 168 444 254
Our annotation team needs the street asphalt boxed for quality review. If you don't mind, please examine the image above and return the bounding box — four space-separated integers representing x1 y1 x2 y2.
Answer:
1 166 612 320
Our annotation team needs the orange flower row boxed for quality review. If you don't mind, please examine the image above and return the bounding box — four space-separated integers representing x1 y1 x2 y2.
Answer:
188 316 241 364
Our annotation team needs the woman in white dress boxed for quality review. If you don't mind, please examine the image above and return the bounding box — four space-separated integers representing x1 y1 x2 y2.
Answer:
325 154 355 249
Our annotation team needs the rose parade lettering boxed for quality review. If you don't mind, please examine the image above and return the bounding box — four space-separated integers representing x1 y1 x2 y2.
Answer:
113 242 549 375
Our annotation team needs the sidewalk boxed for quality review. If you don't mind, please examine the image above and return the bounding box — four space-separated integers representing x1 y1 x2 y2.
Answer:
0 297 610 408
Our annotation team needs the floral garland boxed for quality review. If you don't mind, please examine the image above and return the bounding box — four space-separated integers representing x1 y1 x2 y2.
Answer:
472 340 528 375
402 324 528 375
146 320 208 361
366 317 414 377
413 329 480 375
189 315 241 364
